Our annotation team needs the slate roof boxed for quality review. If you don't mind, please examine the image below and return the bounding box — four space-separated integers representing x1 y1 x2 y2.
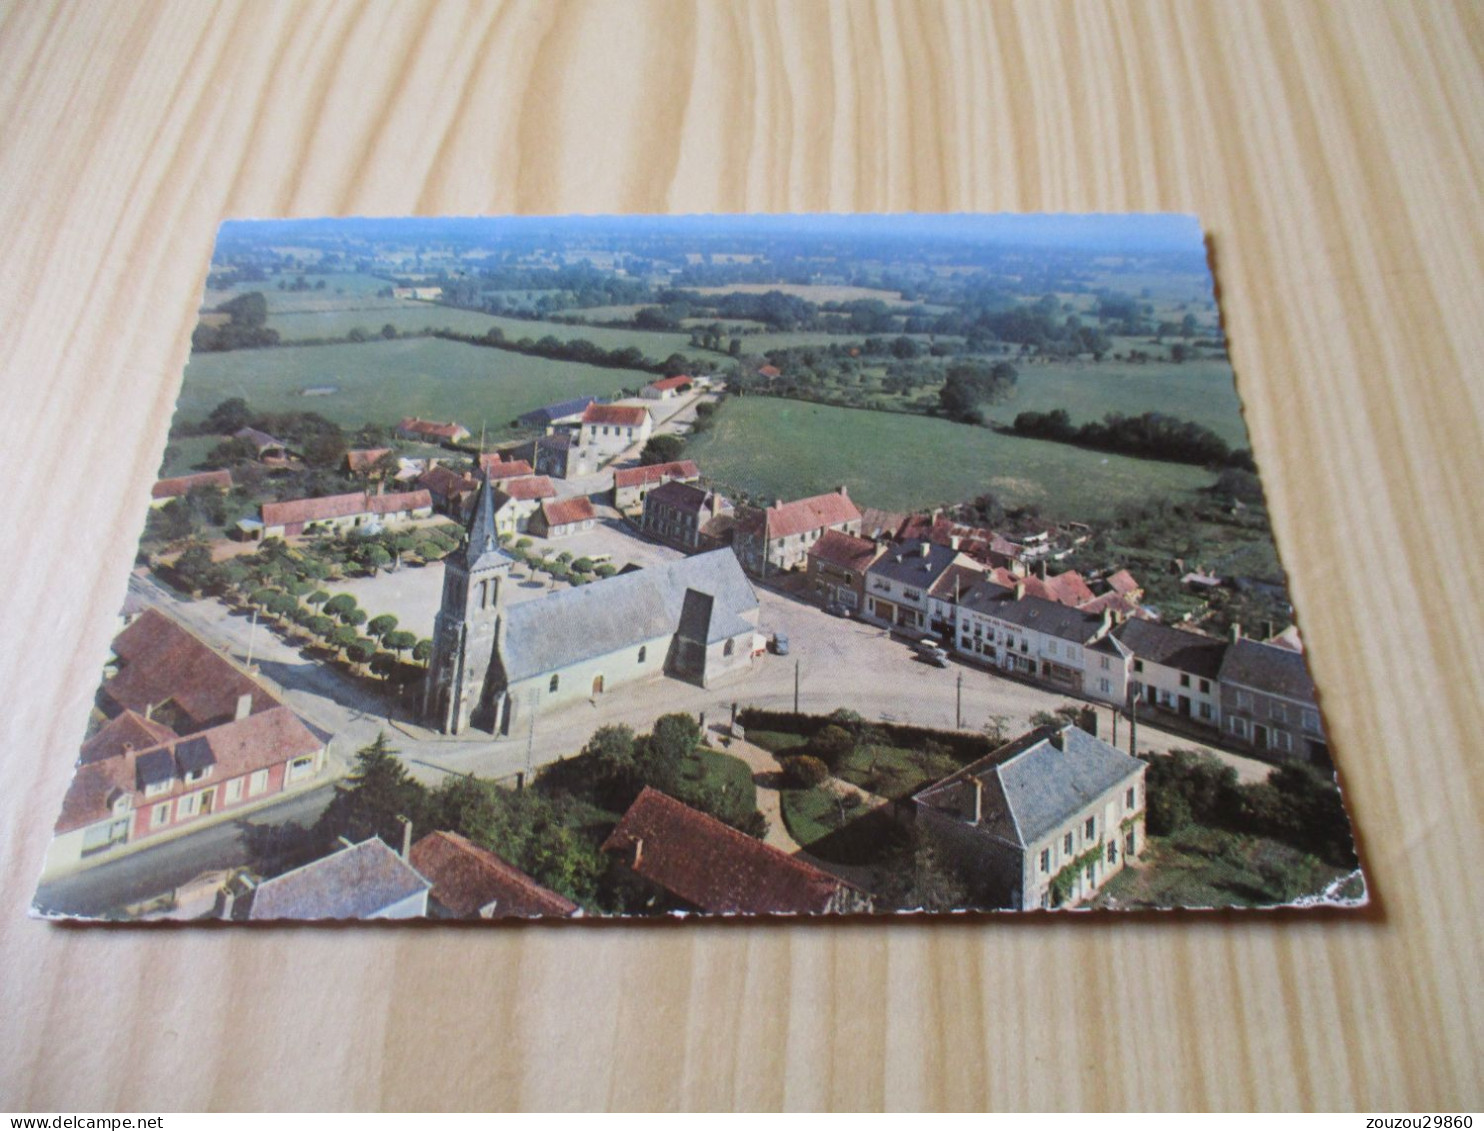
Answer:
1218 637 1317 703
500 549 758 682
409 832 578 919
602 788 858 915
806 529 880 573
958 583 1105 643
928 561 987 602
868 541 963 587
917 726 1144 847
582 403 651 428
761 490 861 540
234 427 287 453
102 609 281 730
518 396 598 427
645 479 713 514
249 838 431 921
540 495 596 528
612 460 700 489
152 470 233 500
1114 619 1228 679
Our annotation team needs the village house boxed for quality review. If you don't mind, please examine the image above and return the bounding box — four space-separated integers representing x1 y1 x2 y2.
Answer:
517 396 599 431
576 402 653 461
150 469 233 507
252 488 433 538
804 529 884 613
248 837 430 921
43 610 329 878
862 540 977 634
610 459 700 511
529 495 598 539
423 475 760 737
640 481 732 552
478 454 535 480
954 582 1127 703
490 475 557 536
732 487 862 577
529 432 597 480
1218 633 1328 761
409 831 579 919
925 560 990 640
914 725 1146 910
640 374 694 401
1114 618 1227 727
418 464 479 519
392 285 443 301
397 417 471 445
233 426 290 463
343 448 393 477
602 788 871 916
897 513 1032 571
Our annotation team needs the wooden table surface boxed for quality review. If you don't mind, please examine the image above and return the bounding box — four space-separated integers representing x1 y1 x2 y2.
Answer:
3 0 1482 1112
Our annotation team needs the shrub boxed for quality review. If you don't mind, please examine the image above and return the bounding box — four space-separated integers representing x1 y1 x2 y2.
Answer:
783 754 830 788
810 724 856 769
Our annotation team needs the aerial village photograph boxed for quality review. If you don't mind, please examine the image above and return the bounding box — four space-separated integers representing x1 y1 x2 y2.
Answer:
33 213 1364 922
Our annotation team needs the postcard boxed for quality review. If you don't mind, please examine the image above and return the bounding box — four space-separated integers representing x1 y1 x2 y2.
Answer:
32 213 1364 921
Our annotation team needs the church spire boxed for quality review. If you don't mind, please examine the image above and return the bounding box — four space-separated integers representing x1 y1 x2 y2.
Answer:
464 466 513 571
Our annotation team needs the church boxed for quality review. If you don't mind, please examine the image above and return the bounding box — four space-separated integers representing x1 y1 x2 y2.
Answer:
423 471 762 736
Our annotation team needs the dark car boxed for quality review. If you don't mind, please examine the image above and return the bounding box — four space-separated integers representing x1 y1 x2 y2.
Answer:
824 601 852 618
771 632 790 656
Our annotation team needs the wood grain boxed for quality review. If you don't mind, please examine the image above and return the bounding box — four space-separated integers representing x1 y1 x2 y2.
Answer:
2 0 1482 1111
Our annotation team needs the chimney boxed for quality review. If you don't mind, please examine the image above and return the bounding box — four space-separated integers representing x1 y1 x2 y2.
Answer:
1078 706 1099 737
774 499 784 510
235 693 253 721
920 542 931 557
633 837 644 868
219 887 235 921
837 484 848 497
1014 580 1026 600
144 702 154 721
972 779 983 824
1048 727 1065 751
1231 622 1243 642
399 815 413 860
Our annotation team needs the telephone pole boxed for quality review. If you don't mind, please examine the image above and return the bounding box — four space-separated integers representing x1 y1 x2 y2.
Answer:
956 670 964 729
793 659 800 713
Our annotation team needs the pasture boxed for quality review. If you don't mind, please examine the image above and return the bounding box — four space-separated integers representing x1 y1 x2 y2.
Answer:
685 396 1216 519
174 336 653 435
689 282 914 305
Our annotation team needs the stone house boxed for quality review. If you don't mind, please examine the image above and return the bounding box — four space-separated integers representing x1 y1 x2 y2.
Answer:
804 529 883 613
640 480 731 551
1114 618 1227 727
732 487 862 577
1218 634 1328 761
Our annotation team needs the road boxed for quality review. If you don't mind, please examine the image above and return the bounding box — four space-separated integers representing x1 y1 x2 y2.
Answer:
33 784 337 918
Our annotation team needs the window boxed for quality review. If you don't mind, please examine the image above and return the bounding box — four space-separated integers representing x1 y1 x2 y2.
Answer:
1039 849 1050 873
248 769 269 797
1199 703 1213 720
1229 717 1248 739
1236 690 1254 709
724 638 735 656
144 780 172 799
1125 828 1137 856
1064 832 1073 855
1085 816 1096 840
151 803 170 829
287 756 316 783
1302 709 1321 733
549 674 560 693
1132 659 1144 673
1107 840 1118 864
225 778 243 805
1100 656 1110 670
1099 679 1111 694
1179 673 1191 688
1273 730 1293 753
638 646 647 664
1126 786 1136 809
1199 679 1210 693
177 792 201 820
1270 702 1288 722
184 767 211 784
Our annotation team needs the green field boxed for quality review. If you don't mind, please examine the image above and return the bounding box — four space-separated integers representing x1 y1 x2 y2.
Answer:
175 337 652 434
686 396 1216 518
986 356 1249 446
476 313 707 360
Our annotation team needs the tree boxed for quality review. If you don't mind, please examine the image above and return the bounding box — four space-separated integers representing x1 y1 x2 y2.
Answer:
384 630 417 657
347 326 369 343
347 637 378 670
343 607 367 628
323 593 357 620
307 589 331 608
315 733 430 848
783 754 829 788
370 652 398 680
329 625 358 657
413 638 434 665
171 544 221 595
368 614 399 640
636 713 700 791
639 434 685 466
204 396 253 434
380 323 398 340
306 614 334 639
809 724 856 770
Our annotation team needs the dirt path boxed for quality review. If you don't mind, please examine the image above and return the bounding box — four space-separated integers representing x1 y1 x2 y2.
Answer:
710 732 800 854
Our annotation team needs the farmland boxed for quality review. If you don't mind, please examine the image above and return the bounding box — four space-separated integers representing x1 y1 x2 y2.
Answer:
174 336 652 435
685 396 1216 518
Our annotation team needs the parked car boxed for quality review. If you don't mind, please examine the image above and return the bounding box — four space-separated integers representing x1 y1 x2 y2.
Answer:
771 632 790 656
914 641 950 667
824 601 852 619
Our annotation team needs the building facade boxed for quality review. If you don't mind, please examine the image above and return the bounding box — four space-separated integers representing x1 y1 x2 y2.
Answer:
732 487 862 576
1218 635 1328 760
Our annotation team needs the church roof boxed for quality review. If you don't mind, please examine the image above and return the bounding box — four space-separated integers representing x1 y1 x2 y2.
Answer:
500 549 758 682
464 470 517 573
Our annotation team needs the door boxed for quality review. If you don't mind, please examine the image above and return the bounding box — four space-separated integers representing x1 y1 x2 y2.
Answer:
1178 695 1191 717
592 674 604 695
1254 724 1269 749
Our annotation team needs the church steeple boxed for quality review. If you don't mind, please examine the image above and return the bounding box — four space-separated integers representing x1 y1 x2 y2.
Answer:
465 467 507 570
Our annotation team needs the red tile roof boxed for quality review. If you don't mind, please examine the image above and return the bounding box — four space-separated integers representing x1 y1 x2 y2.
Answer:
478 455 535 478
151 470 233 500
806 529 881 573
79 710 178 765
419 464 478 497
1042 570 1097 607
497 476 557 502
763 489 861 541
344 448 392 473
409 832 578 919
581 403 651 427
757 364 781 378
540 496 596 528
612 460 700 489
602 788 861 916
261 489 430 528
648 375 693 392
58 705 323 835
102 609 281 731
1106 569 1141 595
398 417 468 440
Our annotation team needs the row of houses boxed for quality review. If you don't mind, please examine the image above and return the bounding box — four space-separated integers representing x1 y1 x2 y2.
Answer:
43 609 332 879
237 487 435 539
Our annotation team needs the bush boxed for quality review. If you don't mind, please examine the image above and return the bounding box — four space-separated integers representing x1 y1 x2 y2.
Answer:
810 724 856 769
783 754 830 788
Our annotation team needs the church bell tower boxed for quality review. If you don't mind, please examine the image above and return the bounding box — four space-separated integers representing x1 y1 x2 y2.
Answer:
423 469 515 734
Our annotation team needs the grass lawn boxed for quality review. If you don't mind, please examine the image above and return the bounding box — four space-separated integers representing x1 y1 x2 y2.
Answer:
686 395 1216 519
474 313 709 361
1093 826 1349 909
155 434 226 478
264 303 507 342
742 729 811 756
835 741 961 800
175 337 653 435
779 786 897 865
676 747 758 813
